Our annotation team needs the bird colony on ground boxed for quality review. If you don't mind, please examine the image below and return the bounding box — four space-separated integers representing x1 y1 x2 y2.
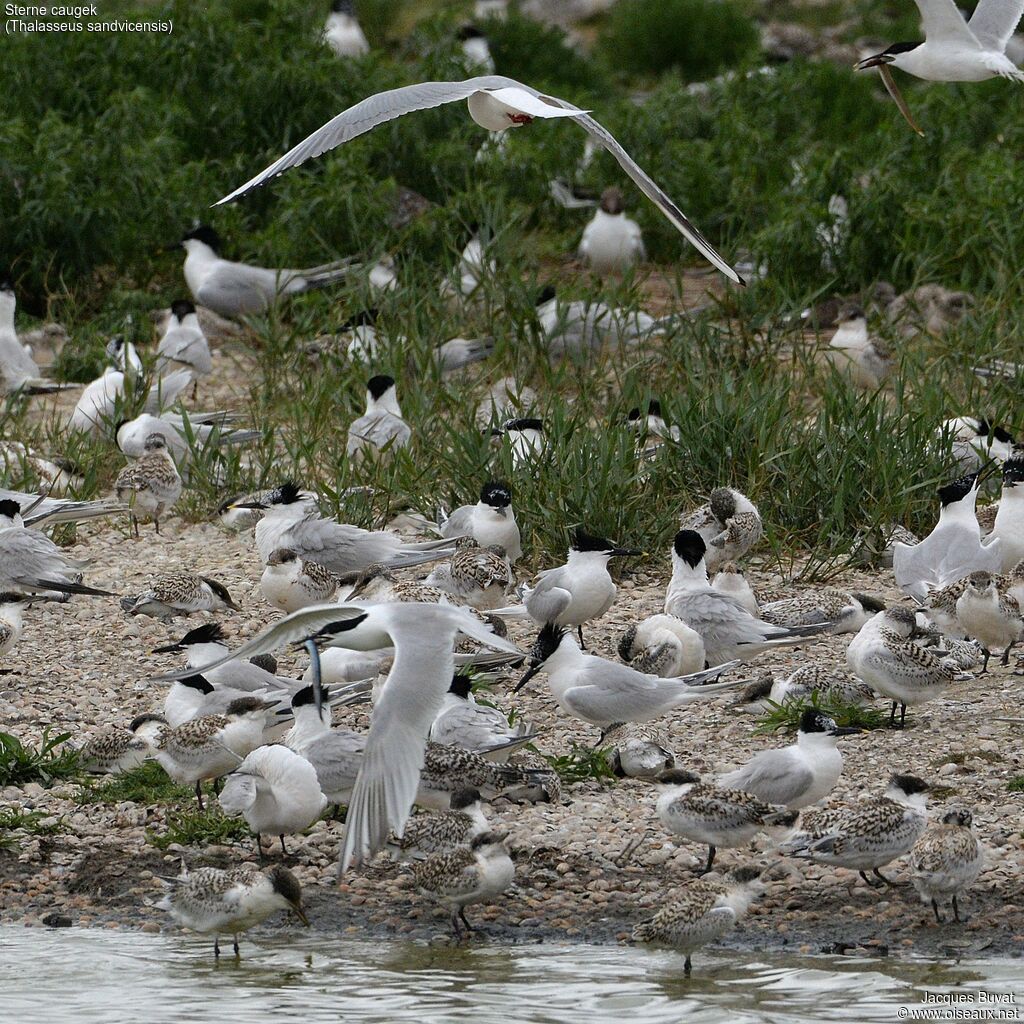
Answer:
2 0 1024 973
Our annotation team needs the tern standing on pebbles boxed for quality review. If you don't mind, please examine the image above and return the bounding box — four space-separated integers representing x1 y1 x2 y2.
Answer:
517 528 642 647
114 433 182 537
781 774 931 887
910 807 985 923
954 571 1023 670
218 743 328 858
846 605 954 726
412 830 514 939
158 864 308 958
514 623 742 728
655 769 798 874
213 76 744 282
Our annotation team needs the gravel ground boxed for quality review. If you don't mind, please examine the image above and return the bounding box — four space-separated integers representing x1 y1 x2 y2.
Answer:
1 516 1022 957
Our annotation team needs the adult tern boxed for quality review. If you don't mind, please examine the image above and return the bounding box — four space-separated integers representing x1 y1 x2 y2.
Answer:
147 601 524 873
213 76 743 283
855 0 1024 134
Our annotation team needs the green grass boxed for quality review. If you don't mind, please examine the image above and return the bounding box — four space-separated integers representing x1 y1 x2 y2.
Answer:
1008 777 1024 794
0 808 63 851
76 761 191 806
146 806 251 850
542 743 617 785
755 693 889 734
0 730 82 788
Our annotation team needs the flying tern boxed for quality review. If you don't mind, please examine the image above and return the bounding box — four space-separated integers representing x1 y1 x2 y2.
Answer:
213 76 743 283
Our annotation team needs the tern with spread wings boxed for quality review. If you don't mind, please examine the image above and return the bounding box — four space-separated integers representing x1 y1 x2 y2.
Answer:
214 76 743 284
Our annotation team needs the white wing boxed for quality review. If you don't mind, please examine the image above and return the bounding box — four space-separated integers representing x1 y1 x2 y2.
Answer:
969 0 1024 50
912 0 979 45
215 77 518 205
148 602 373 681
572 111 741 283
338 603 524 873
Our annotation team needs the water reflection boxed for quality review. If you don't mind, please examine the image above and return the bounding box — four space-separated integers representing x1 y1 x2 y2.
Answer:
3 927 1021 1024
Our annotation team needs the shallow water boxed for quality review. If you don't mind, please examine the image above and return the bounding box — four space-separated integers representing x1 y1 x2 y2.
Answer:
3 927 1022 1023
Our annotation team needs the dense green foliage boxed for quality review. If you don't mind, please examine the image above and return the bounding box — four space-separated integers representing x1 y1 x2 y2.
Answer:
599 0 760 79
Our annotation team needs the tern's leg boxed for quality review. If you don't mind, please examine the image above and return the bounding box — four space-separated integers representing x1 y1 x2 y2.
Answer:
233 935 240 956
154 516 161 535
1001 642 1015 667
899 703 907 729
684 955 692 976
888 702 898 727
932 899 942 924
450 911 462 940
859 871 881 888
873 868 896 887
280 834 288 857
213 777 222 796
459 908 475 933
981 649 991 674
700 846 716 875
194 781 205 810
577 625 586 650
214 936 221 958
952 895 962 922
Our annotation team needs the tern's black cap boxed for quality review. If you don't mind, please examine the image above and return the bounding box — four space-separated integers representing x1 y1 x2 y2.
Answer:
181 224 221 250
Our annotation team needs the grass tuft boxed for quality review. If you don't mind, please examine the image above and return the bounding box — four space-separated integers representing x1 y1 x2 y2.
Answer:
146 806 251 850
755 693 889 734
77 761 191 806
542 743 617 785
0 730 82 788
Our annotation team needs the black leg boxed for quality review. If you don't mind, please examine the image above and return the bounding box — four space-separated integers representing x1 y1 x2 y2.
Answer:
154 517 161 536
195 781 204 810
899 703 907 729
932 899 942 924
888 702 898 727
981 649 991 674
233 936 240 956
577 625 586 650
700 846 716 875
1001 643 1015 667
280 835 288 857
684 955 692 976
859 871 880 888
214 937 221 958
213 777 222 796
873 868 896 887
952 895 961 922
451 911 462 940
459 907 475 933
256 834 265 864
